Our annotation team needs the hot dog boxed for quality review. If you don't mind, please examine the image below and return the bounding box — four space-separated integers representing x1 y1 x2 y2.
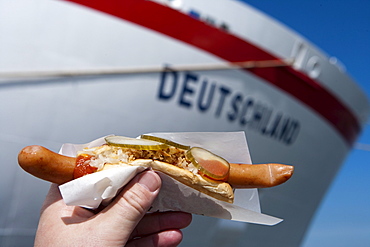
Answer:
228 163 294 189
18 145 75 185
18 136 294 203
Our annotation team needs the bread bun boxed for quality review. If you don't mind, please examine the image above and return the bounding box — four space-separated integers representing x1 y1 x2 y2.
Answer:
110 159 234 203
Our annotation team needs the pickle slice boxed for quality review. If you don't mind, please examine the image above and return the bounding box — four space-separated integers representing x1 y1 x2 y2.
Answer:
105 136 168 150
140 135 190 150
186 147 230 181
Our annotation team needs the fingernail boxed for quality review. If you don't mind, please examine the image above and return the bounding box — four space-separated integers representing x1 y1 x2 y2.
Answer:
138 171 160 192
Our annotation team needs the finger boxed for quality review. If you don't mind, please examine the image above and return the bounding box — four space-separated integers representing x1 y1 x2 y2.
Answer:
130 211 192 239
98 171 161 232
126 229 183 247
40 184 95 222
40 183 62 212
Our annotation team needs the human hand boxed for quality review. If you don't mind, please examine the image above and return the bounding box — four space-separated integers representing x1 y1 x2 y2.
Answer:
34 170 192 247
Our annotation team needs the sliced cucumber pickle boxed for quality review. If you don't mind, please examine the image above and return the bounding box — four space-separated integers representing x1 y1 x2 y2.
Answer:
105 136 168 150
140 135 190 150
186 147 230 181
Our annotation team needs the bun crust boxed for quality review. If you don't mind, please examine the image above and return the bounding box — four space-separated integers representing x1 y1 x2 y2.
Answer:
128 159 234 203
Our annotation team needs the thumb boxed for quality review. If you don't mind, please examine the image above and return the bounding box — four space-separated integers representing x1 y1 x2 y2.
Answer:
98 170 161 236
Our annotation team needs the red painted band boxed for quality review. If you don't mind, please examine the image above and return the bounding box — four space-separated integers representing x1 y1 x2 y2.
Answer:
66 0 360 146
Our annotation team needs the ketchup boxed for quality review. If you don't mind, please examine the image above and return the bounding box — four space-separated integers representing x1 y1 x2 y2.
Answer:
73 155 98 179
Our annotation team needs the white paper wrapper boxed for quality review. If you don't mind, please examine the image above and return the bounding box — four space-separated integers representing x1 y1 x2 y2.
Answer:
59 132 282 225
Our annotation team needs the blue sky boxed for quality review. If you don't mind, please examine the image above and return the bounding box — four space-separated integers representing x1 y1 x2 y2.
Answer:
240 1 370 246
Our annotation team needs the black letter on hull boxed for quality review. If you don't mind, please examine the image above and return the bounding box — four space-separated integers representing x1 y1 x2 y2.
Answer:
158 69 178 100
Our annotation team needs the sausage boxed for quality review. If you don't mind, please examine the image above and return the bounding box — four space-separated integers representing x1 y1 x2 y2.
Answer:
228 163 294 188
18 145 293 188
18 145 75 184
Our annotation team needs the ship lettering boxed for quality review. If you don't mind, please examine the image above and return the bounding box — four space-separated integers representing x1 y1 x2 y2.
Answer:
158 69 300 145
